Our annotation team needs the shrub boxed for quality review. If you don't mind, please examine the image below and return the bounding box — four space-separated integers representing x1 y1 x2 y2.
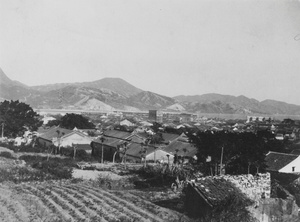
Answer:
0 151 15 159
19 155 76 180
0 167 53 183
0 142 46 153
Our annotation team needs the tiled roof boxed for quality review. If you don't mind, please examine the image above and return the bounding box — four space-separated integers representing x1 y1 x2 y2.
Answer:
103 130 132 139
265 151 299 171
38 127 73 142
191 177 237 207
93 136 123 147
136 132 150 139
125 142 155 158
161 133 181 142
163 140 197 157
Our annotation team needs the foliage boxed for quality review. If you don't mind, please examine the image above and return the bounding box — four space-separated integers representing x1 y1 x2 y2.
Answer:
46 119 61 127
132 164 198 187
200 186 255 222
186 130 275 175
0 100 42 137
47 113 95 129
19 155 75 179
0 167 53 183
0 151 15 159
150 122 163 133
0 142 46 153
149 132 164 145
60 148 93 161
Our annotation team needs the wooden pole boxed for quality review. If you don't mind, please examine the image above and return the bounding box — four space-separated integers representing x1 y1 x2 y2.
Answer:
220 146 224 175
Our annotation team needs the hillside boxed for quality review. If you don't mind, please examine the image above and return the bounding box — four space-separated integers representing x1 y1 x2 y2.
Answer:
31 77 143 97
127 91 177 110
2 68 300 114
175 94 300 115
0 68 28 88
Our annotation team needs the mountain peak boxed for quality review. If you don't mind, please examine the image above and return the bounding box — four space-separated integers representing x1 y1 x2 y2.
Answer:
0 68 28 88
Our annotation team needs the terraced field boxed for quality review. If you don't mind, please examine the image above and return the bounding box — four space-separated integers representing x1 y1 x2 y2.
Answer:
0 181 188 222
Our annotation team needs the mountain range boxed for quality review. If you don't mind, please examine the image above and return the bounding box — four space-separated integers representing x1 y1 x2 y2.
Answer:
1 68 300 115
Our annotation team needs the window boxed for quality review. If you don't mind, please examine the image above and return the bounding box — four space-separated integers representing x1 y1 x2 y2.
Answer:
292 167 295 172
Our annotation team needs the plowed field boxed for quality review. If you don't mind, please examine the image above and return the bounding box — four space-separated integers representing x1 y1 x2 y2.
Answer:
0 181 189 222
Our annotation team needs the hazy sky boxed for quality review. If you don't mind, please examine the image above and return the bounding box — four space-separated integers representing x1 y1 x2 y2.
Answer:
1 0 300 104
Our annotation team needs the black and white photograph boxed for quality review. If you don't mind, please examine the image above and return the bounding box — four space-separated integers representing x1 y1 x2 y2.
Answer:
1 0 300 221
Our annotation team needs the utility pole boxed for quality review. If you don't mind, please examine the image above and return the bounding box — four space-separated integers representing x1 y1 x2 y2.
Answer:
1 123 4 138
100 137 105 164
220 146 224 175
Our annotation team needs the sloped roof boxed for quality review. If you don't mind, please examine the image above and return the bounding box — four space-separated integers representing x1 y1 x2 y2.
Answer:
93 130 132 148
122 142 155 159
161 133 181 143
139 121 153 126
265 151 299 172
135 132 150 140
120 119 134 127
103 130 132 139
93 136 123 148
190 177 237 207
163 140 197 157
38 127 73 142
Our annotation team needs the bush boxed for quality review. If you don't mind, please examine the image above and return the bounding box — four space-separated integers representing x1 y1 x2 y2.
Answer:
19 155 76 180
0 142 46 153
0 167 53 183
0 151 15 159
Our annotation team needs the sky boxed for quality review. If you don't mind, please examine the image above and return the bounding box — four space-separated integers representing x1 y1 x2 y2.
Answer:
1 0 300 104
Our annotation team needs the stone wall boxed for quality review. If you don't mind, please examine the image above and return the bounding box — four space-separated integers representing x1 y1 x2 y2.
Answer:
221 173 271 201
218 173 299 222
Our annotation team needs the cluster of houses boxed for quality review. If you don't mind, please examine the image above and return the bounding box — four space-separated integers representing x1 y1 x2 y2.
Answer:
8 111 300 166
33 116 198 164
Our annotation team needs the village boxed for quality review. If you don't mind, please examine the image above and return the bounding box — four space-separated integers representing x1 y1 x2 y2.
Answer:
2 101 300 221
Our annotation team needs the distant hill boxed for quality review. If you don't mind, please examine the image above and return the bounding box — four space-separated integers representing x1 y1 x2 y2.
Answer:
127 91 176 110
0 68 28 88
31 77 143 97
2 68 300 115
174 94 300 115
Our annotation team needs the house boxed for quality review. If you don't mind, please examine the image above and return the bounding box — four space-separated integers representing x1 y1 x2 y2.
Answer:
265 151 300 173
162 140 197 159
185 174 272 219
91 130 133 161
161 132 181 144
185 177 239 218
120 119 135 127
145 149 174 163
37 127 73 148
37 126 92 150
123 142 155 163
52 131 92 148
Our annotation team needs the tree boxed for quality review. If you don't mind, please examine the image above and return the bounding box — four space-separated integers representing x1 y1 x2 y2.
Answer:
0 100 42 137
187 130 268 175
57 113 95 130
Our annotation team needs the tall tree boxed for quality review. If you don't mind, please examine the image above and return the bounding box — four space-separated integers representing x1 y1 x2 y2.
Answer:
0 100 41 137
58 113 95 130
187 130 268 175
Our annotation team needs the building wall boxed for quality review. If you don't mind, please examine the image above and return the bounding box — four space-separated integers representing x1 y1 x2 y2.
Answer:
148 110 157 122
280 156 300 173
37 138 52 148
60 133 92 147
